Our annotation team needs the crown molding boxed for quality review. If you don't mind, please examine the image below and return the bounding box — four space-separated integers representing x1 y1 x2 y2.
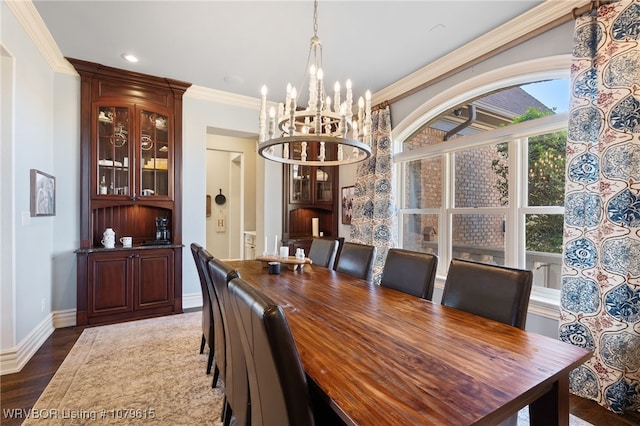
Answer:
6 0 76 75
372 0 589 105
186 85 260 110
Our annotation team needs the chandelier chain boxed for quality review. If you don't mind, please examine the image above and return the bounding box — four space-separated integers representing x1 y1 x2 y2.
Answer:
313 0 318 37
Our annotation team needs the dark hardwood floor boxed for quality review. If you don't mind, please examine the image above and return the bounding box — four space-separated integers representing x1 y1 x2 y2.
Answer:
2 317 639 425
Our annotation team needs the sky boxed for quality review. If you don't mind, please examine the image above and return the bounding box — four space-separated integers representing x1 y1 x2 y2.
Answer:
521 79 570 113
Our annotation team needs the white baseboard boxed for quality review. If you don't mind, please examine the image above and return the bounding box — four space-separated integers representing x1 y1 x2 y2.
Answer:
0 312 55 375
0 297 202 376
0 309 76 375
183 291 202 310
53 309 77 328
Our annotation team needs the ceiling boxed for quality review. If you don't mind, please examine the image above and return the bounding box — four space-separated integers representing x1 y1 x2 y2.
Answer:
33 1 546 104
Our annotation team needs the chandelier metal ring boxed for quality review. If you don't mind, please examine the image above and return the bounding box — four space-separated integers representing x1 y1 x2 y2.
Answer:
258 135 371 166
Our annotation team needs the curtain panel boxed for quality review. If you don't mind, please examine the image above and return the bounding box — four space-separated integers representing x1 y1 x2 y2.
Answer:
559 0 640 414
350 106 397 284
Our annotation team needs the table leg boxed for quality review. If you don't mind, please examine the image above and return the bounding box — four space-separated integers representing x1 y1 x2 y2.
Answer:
529 374 569 426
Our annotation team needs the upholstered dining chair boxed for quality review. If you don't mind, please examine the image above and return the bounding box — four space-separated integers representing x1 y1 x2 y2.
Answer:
196 248 223 388
441 258 533 426
441 258 533 329
380 249 438 300
190 243 215 377
307 238 339 269
208 259 249 426
334 242 377 281
228 277 315 426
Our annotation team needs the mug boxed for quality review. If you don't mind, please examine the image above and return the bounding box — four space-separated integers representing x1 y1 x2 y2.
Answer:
268 262 281 275
120 236 132 247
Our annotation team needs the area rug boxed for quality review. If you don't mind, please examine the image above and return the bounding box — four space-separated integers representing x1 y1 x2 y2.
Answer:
23 312 225 425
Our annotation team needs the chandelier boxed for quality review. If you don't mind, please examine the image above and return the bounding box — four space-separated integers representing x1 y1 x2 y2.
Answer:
257 0 372 166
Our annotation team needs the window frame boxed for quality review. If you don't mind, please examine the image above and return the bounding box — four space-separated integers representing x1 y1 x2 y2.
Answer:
395 113 568 313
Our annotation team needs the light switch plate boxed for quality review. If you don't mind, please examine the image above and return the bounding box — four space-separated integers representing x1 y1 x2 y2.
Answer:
21 211 31 225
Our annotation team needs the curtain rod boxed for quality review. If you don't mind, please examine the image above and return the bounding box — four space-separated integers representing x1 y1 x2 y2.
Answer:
572 0 613 19
374 1 612 110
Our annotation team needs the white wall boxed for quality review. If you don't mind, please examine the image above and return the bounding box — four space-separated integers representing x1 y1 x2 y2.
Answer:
1 46 16 350
181 94 281 306
1 2 79 370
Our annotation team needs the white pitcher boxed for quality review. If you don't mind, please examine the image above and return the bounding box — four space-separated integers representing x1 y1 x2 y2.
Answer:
102 228 115 248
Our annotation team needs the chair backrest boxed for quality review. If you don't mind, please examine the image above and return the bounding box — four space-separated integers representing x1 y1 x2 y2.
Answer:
196 249 222 366
228 277 314 426
307 238 339 269
191 243 213 343
441 258 533 329
207 259 249 425
335 242 377 281
380 249 438 300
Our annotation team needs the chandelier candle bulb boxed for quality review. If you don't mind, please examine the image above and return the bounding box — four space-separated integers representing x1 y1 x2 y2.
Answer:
346 79 353 116
285 83 292 115
259 85 267 142
289 88 297 135
365 90 372 145
309 65 316 110
268 107 276 139
358 97 365 141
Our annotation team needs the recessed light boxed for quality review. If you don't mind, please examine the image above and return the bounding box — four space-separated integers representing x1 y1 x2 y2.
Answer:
121 53 138 63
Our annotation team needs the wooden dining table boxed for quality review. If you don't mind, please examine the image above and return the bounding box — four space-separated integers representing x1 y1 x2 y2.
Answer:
226 259 591 426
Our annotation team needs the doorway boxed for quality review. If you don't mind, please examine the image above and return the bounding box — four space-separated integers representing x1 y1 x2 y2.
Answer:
206 149 243 259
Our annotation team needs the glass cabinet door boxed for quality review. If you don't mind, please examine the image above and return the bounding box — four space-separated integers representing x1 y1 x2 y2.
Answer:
291 165 311 202
316 166 333 202
97 106 130 196
139 110 169 197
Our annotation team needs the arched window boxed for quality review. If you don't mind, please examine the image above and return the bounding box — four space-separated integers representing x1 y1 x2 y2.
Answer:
393 57 570 309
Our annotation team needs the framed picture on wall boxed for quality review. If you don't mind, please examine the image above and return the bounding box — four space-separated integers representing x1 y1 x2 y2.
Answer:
30 169 56 217
341 186 355 225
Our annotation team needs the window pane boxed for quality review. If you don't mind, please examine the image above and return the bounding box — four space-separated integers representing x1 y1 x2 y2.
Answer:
526 214 563 289
452 214 505 264
402 126 447 152
403 157 442 209
526 213 563 254
402 214 438 254
528 131 566 206
454 143 508 208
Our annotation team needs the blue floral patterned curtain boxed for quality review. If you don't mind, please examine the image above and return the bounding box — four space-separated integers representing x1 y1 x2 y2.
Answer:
559 0 640 414
350 105 397 284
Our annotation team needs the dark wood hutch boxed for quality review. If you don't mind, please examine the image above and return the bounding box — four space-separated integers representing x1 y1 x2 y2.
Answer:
282 146 339 256
70 58 191 326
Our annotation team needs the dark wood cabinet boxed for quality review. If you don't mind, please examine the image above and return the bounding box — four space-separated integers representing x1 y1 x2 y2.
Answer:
282 162 339 256
70 58 190 326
